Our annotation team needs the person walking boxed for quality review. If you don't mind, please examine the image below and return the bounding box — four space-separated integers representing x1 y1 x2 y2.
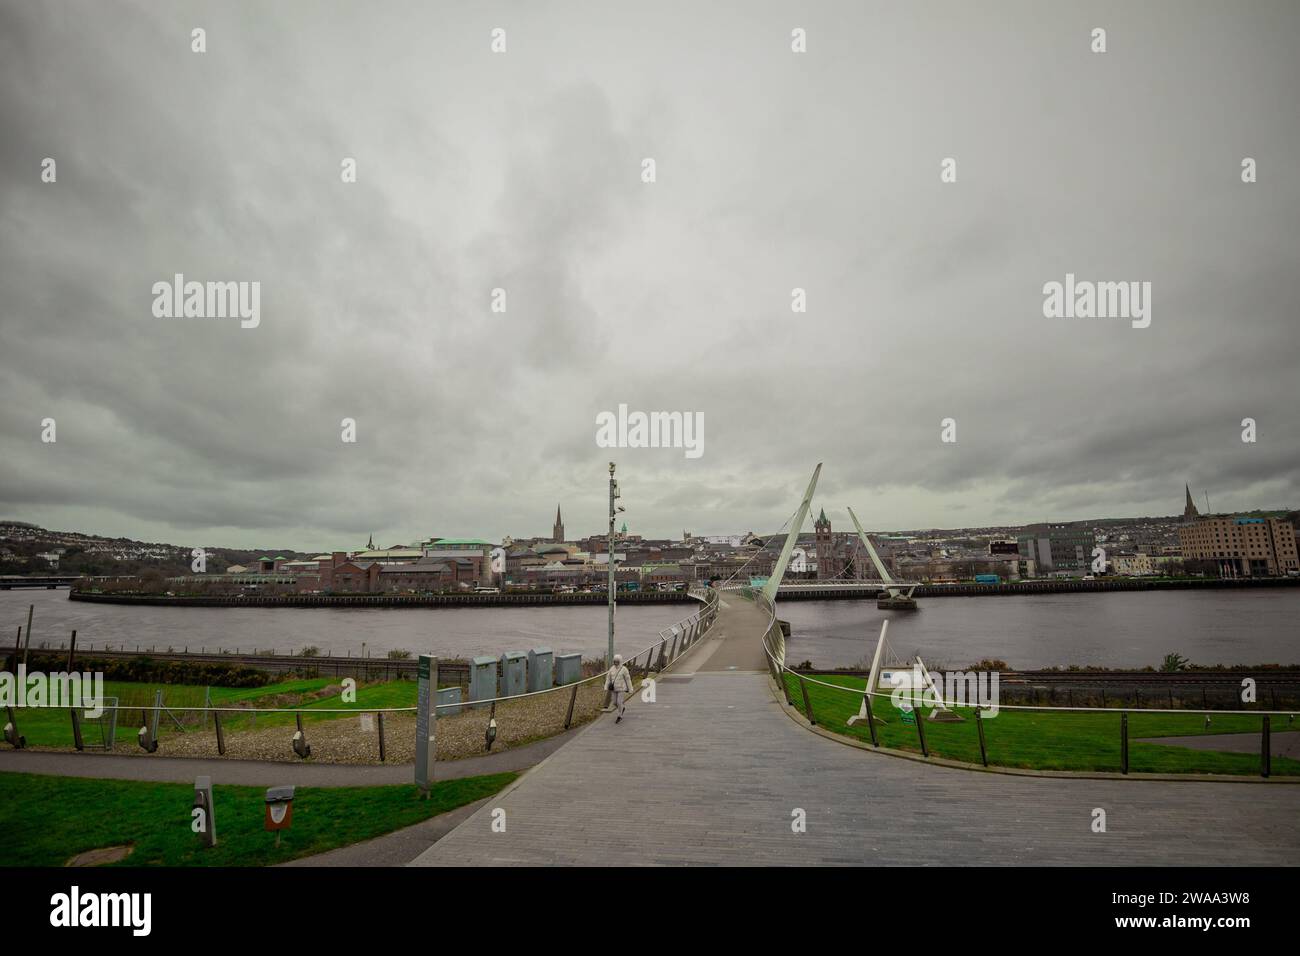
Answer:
605 653 633 723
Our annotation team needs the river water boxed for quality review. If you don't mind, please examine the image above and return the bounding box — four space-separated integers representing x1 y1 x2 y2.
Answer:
4 588 1298 669
0 589 690 662
779 589 1300 670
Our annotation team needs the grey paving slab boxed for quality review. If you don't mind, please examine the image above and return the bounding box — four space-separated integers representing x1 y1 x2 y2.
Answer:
413 600 1300 867
1138 731 1300 760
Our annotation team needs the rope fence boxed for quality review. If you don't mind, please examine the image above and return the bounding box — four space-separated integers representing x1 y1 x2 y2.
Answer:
741 586 1298 779
2 589 721 765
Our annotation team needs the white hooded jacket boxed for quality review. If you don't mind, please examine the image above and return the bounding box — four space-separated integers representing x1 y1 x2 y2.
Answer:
605 663 633 694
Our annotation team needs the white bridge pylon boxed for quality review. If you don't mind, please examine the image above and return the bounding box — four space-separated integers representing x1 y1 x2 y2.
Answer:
847 620 956 726
756 467 919 600
846 506 917 601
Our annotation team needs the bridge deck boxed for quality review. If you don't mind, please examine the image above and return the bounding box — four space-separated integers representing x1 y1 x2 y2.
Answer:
411 596 1299 866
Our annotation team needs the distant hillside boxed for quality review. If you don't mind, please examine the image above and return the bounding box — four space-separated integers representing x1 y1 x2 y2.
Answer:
0 521 310 577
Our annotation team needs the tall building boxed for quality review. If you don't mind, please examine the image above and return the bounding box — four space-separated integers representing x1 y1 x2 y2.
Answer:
552 505 564 544
1183 484 1200 522
1178 515 1299 577
815 507 835 579
1017 521 1096 576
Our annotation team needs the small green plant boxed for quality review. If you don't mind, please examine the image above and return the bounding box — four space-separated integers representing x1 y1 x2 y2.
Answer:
298 645 320 657
386 649 412 660
1161 652 1190 672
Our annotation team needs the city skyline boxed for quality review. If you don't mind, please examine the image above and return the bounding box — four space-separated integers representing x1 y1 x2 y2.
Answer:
3 2 1297 553
3 484 1295 557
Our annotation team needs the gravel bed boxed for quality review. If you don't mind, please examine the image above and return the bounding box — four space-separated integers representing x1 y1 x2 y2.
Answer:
38 682 608 765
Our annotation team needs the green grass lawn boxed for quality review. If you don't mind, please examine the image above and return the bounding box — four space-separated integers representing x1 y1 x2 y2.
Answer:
0 770 516 867
208 679 421 733
783 673 1300 777
6 677 420 746
210 678 339 704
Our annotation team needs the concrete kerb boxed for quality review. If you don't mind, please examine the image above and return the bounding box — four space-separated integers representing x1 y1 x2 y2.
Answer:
762 672 1300 786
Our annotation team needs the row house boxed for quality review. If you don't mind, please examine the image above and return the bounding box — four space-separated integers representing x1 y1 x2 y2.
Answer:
379 558 478 592
327 560 381 593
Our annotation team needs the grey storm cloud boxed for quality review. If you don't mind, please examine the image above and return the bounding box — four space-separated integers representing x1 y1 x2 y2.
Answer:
1 0 1297 551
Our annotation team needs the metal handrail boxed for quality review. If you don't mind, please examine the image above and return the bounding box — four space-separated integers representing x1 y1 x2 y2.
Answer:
21 588 723 716
751 588 1295 718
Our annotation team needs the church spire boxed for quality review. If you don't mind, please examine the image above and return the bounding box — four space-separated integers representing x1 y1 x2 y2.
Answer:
552 504 564 544
1183 484 1200 521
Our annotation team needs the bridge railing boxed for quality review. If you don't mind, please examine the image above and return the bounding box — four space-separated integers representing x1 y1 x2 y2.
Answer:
746 588 1298 779
774 578 916 589
1 589 721 764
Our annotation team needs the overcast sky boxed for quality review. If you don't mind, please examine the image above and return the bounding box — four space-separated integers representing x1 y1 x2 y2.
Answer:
1 0 1297 552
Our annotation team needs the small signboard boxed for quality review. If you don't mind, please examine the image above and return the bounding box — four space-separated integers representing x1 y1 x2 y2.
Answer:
265 786 295 831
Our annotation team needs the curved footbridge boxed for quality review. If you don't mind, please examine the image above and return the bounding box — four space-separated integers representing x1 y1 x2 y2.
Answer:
411 591 1300 867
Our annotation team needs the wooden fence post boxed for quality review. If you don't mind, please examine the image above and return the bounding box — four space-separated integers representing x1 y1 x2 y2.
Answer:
798 675 815 725
975 707 988 767
22 604 33 666
564 682 579 730
1120 712 1129 774
1261 715 1271 779
914 706 928 757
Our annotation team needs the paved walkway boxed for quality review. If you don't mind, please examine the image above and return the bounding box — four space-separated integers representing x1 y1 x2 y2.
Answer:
1139 731 1300 760
279 797 496 867
412 596 1300 866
